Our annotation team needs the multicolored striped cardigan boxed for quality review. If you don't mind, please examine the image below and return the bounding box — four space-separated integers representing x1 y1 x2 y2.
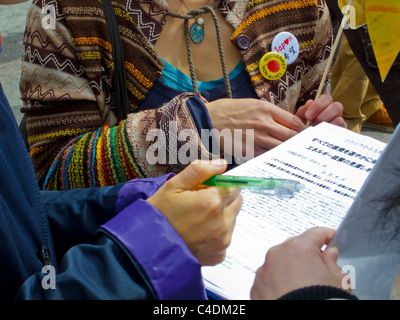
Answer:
20 0 333 190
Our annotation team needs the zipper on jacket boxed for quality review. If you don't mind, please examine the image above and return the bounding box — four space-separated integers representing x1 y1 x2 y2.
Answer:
41 246 52 267
20 120 53 268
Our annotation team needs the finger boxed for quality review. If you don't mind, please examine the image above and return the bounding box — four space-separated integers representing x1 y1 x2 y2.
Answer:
217 195 243 251
255 134 285 151
322 247 340 268
328 116 346 128
254 146 270 157
256 115 302 145
321 247 350 291
224 191 243 221
260 100 305 132
312 102 344 124
268 122 300 143
211 186 242 208
299 227 336 250
187 185 240 227
305 94 333 121
208 191 242 237
198 195 242 266
170 159 228 190
295 100 314 123
273 109 306 133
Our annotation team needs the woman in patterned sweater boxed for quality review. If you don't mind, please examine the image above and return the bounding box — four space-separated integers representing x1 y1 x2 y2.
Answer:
20 0 344 190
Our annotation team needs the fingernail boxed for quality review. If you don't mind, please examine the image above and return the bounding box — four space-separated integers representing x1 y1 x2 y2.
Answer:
211 159 227 167
192 159 227 167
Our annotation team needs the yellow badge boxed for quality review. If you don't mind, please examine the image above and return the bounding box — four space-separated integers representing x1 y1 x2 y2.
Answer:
259 52 287 81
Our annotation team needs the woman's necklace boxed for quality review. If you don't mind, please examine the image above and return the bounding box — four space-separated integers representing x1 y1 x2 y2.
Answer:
181 0 210 44
165 0 232 97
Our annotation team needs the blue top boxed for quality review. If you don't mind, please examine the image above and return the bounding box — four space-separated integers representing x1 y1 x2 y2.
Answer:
159 57 244 92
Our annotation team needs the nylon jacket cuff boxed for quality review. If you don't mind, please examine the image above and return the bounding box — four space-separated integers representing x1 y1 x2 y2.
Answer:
101 198 207 300
116 173 175 212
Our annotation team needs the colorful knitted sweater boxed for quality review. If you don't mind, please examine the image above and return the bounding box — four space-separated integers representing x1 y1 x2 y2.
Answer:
20 0 333 190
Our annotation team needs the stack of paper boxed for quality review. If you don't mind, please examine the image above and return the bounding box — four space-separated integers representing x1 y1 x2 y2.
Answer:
202 122 387 300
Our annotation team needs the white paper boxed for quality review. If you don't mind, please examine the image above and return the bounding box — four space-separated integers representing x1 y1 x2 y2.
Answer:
202 122 386 300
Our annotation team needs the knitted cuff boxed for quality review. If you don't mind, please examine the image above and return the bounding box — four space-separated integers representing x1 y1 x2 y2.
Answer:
277 286 358 300
126 92 215 177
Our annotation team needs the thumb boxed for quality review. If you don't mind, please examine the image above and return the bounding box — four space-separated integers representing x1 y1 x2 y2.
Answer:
171 159 228 190
322 246 341 272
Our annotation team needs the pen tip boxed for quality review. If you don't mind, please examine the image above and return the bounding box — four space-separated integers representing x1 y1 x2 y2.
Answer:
297 183 306 191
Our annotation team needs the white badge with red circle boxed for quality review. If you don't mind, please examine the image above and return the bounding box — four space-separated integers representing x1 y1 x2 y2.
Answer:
271 32 300 65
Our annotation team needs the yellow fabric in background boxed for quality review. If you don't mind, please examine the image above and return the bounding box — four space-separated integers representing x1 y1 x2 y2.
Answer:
331 36 382 133
338 0 400 81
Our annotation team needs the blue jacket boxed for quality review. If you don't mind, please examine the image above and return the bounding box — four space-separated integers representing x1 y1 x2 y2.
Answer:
0 84 206 300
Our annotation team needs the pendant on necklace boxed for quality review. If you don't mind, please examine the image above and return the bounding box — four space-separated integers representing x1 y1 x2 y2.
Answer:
190 17 205 44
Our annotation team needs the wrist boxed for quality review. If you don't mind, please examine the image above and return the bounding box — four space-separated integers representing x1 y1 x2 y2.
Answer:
116 174 175 212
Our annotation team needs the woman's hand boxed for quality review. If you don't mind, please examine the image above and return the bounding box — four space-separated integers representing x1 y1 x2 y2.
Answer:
296 94 345 127
250 227 350 300
205 98 306 158
147 159 242 266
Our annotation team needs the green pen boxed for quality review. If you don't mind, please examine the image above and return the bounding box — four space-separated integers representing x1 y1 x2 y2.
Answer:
202 175 305 198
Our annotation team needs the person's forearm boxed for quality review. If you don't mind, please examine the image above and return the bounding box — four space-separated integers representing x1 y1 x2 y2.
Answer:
101 199 207 300
41 122 146 190
15 235 156 300
18 179 207 300
40 184 124 257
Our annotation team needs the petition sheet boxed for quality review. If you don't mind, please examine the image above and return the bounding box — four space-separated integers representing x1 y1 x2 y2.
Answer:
202 122 386 300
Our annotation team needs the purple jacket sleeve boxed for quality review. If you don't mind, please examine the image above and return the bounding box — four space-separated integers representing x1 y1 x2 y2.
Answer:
115 173 174 212
100 175 207 300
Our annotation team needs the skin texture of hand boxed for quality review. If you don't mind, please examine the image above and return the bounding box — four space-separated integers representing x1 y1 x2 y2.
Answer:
296 94 345 127
205 98 306 157
147 159 243 266
250 227 350 300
